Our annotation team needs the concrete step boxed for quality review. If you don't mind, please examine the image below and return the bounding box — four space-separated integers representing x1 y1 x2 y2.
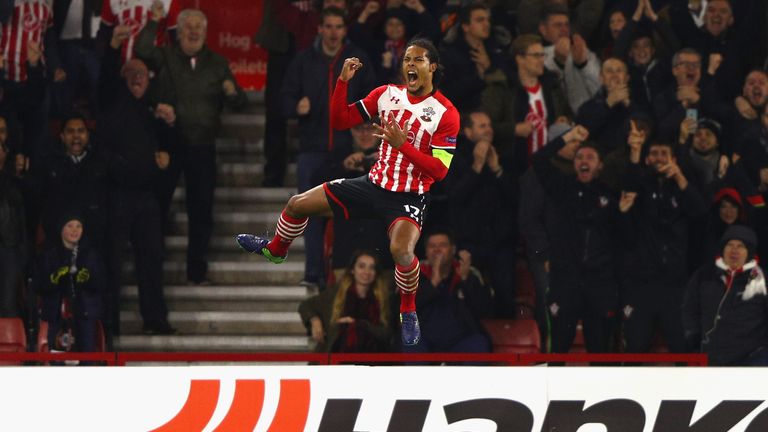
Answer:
114 334 309 352
120 284 309 312
121 260 305 285
172 186 296 205
216 162 297 187
119 310 305 335
169 211 292 235
163 235 305 252
164 249 306 263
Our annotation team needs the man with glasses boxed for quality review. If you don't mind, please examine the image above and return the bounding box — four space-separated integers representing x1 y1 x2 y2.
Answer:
670 0 763 101
482 33 571 178
653 48 721 141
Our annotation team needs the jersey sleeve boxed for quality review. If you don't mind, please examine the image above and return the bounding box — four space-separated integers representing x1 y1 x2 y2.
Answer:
354 84 386 122
430 106 459 151
100 0 116 25
331 81 386 130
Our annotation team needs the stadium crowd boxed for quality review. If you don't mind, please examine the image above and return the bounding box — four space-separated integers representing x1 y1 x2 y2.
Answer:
0 0 767 366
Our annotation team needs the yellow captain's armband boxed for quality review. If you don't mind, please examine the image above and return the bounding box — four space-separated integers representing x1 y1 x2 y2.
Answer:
432 149 454 169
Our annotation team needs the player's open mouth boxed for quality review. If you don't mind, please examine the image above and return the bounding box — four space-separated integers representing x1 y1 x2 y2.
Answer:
407 71 418 85
579 165 590 172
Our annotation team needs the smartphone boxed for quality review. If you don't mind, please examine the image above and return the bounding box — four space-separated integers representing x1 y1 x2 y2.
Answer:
686 108 698 131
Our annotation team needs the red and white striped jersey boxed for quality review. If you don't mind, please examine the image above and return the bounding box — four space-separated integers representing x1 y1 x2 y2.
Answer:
525 83 548 156
0 0 52 82
101 0 180 62
355 84 459 194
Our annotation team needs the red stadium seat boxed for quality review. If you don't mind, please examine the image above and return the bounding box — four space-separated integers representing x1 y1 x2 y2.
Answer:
38 321 49 353
481 319 541 354
0 318 26 365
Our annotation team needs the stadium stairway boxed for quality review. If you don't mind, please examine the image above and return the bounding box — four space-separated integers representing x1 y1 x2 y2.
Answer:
114 92 315 354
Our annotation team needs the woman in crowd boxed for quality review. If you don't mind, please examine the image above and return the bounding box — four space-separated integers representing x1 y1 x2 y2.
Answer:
299 250 392 353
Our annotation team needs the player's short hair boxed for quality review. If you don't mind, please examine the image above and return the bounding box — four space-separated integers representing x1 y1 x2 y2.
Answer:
458 1 489 26
320 6 347 24
512 34 543 57
61 113 90 133
672 47 701 67
648 140 675 153
461 109 490 130
576 142 602 161
405 38 444 90
540 3 569 24
425 227 456 245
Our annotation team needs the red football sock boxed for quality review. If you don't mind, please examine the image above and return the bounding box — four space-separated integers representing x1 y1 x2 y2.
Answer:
395 257 420 313
267 210 308 257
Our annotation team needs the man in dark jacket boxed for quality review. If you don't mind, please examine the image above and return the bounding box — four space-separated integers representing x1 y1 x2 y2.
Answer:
0 130 26 317
620 129 707 353
29 116 108 254
444 109 517 317
576 57 651 156
439 2 508 112
683 225 768 366
280 6 375 287
669 0 763 101
136 5 247 284
652 48 722 143
98 25 175 337
403 229 492 354
532 125 620 353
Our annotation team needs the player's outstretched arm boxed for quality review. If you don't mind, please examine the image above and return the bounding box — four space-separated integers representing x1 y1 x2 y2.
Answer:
330 58 366 130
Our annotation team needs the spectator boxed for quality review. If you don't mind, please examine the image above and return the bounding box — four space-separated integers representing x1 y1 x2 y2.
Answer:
2 0 55 173
481 33 571 177
349 8 411 86
28 115 109 254
136 6 247 284
443 109 517 317
727 70 768 144
280 6 375 288
257 0 348 187
620 128 706 353
403 229 492 354
517 0 605 41
532 125 620 353
52 0 103 118
577 57 650 156
518 122 577 348
652 47 720 142
439 2 508 112
677 117 724 189
682 225 768 366
613 0 677 112
32 215 104 353
735 103 768 188
298 250 392 352
670 0 762 101
0 131 26 317
99 0 181 63
98 26 175 336
538 4 601 113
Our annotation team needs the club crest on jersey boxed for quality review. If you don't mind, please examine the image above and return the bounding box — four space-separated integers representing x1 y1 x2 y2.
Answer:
420 107 435 122
599 196 609 208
